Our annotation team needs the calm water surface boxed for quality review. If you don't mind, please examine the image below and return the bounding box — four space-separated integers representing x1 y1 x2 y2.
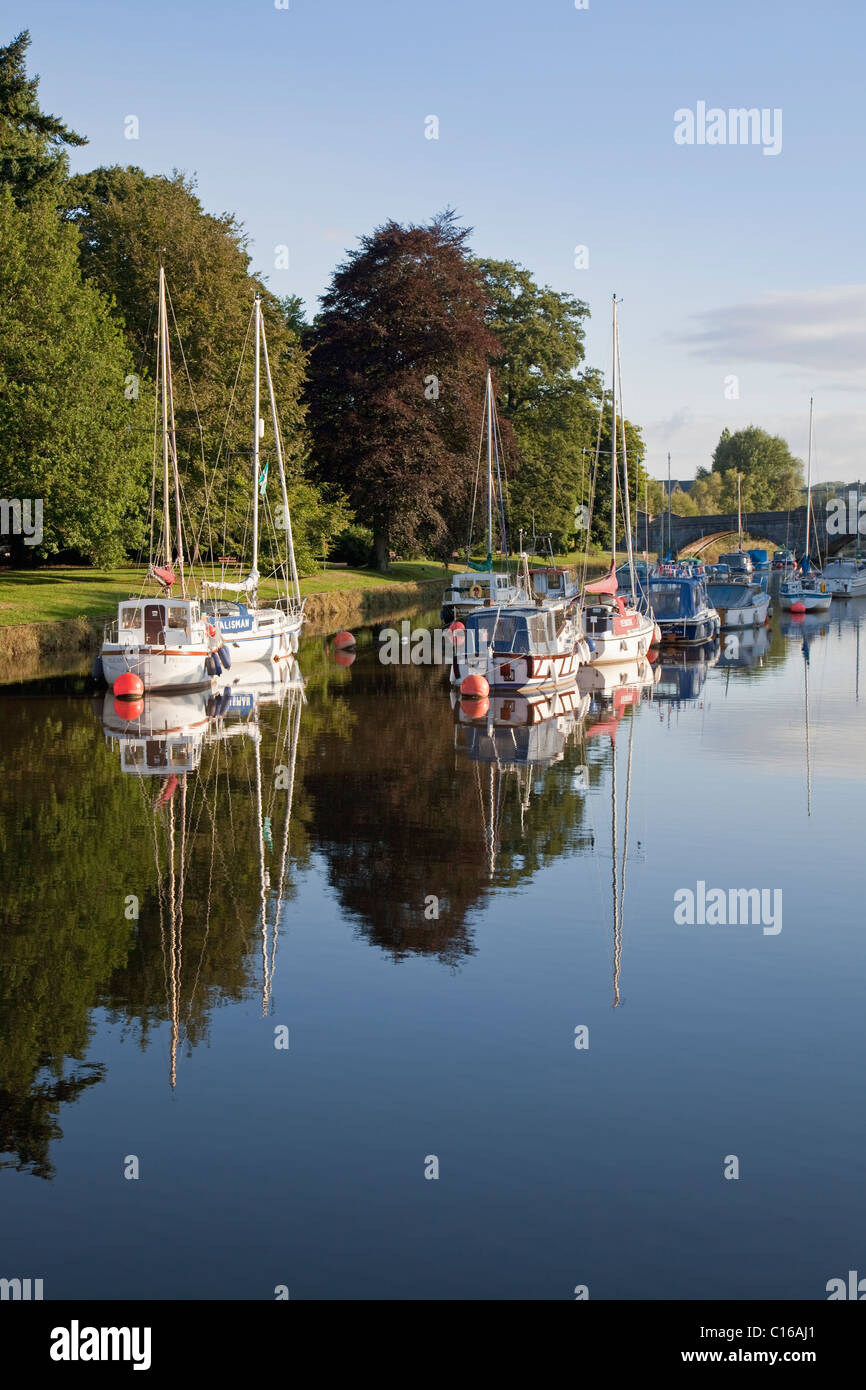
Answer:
1 591 864 1300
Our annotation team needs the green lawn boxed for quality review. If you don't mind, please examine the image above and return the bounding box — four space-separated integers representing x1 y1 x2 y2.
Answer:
0 561 453 627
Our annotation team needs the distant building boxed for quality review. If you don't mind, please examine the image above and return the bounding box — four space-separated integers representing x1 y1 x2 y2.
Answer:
662 479 695 496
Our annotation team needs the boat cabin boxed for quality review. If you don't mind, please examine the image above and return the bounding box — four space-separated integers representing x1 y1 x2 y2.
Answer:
444 572 515 605
719 551 753 575
529 566 577 601
115 597 202 646
648 576 712 619
464 604 571 656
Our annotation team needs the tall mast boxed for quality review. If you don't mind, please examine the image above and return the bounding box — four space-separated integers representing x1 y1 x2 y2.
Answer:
488 372 494 568
610 296 618 562
667 447 675 550
163 282 186 596
805 396 814 561
252 294 262 589
737 472 743 549
158 267 172 572
261 320 301 608
616 316 636 603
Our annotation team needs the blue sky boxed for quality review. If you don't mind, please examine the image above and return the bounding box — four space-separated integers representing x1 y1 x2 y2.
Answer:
20 0 866 481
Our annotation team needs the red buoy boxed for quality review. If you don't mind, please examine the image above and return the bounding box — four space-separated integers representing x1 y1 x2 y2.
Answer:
461 696 489 719
791 601 806 614
335 649 356 667
461 673 489 699
334 630 356 649
448 620 465 643
113 697 144 721
113 672 144 698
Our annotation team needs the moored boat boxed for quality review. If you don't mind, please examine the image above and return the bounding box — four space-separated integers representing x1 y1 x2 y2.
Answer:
705 578 771 628
452 596 591 693
648 563 721 644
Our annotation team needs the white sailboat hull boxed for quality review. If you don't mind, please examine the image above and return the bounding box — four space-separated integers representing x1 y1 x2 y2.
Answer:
452 642 591 693
102 644 213 691
779 586 832 613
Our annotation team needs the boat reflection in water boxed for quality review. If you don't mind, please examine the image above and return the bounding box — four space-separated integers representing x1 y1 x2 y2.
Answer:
583 661 652 1009
99 659 305 1084
453 687 591 876
652 639 720 707
716 624 771 670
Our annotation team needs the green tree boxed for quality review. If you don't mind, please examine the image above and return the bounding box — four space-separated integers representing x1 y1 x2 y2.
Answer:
0 30 86 207
696 425 804 511
0 187 151 564
306 211 502 571
63 166 346 573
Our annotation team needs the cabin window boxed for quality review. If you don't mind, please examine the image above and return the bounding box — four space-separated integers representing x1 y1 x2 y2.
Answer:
170 741 191 767
167 606 189 629
121 606 143 630
497 577 507 588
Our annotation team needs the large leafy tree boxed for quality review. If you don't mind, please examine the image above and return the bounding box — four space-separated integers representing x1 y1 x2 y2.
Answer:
692 426 804 513
0 30 86 207
478 261 651 552
63 166 346 573
306 211 503 571
0 187 151 564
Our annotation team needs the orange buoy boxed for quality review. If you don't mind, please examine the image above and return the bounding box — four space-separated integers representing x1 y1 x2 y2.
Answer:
791 601 806 614
334 630 356 648
646 648 658 664
335 649 356 667
113 697 144 721
113 672 144 698
448 620 465 643
461 673 489 699
461 696 489 719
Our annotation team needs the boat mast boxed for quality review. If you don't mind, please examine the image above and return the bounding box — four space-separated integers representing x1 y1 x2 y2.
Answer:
616 313 637 603
158 267 173 576
252 294 262 596
163 282 186 597
261 319 302 609
805 397 814 563
486 369 493 570
610 296 618 564
667 447 675 550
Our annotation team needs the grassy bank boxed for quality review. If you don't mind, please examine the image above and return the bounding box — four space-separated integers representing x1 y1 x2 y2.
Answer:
0 561 451 628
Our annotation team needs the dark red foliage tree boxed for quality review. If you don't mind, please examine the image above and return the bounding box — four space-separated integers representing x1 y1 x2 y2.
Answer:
306 210 508 571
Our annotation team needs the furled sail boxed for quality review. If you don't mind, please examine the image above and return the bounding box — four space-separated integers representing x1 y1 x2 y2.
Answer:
202 569 260 594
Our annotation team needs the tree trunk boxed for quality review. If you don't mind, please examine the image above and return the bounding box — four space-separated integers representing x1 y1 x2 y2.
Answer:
374 526 389 573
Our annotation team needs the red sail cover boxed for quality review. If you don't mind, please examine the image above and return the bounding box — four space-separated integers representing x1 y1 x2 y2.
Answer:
585 562 618 595
151 564 176 589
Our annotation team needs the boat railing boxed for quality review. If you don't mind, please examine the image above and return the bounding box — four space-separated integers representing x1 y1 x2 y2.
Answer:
103 619 119 642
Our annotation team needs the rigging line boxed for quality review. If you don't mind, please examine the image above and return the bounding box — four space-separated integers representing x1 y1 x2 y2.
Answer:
611 736 622 1010
466 383 486 561
164 280 214 579
581 387 606 587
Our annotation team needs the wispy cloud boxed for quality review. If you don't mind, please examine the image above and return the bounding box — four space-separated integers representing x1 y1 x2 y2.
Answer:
678 286 866 383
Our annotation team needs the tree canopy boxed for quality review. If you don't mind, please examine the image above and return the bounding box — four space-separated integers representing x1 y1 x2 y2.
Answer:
306 212 503 570
691 426 805 513
0 31 86 207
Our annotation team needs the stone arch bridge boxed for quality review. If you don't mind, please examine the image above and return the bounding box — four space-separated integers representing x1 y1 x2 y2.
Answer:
634 505 850 561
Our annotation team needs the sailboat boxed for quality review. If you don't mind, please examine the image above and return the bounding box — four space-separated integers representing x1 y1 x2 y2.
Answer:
582 296 657 664
707 477 771 628
202 293 305 662
824 484 866 596
99 658 305 1083
100 268 213 692
779 399 832 612
441 371 528 623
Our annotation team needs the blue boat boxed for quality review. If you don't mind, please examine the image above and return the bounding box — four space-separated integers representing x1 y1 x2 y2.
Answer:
748 548 770 572
648 564 721 645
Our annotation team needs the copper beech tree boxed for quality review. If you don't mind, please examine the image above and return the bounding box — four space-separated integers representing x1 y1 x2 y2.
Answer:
306 211 510 571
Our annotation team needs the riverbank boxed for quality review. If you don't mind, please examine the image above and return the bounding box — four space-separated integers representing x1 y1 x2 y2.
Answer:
0 563 454 683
